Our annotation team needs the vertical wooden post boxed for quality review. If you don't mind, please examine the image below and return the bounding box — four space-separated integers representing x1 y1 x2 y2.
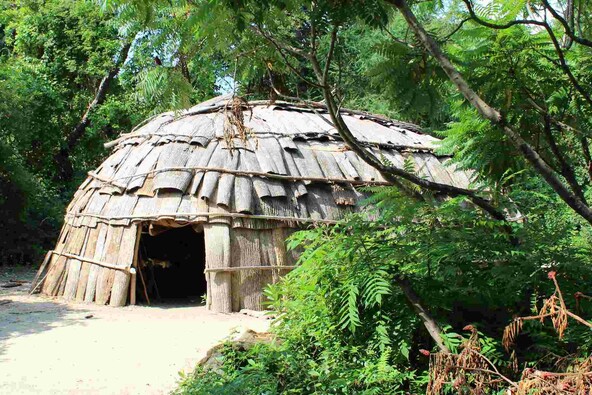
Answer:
129 268 137 305
271 227 287 284
204 223 232 313
84 223 109 303
109 225 139 306
30 250 53 294
136 260 150 305
206 269 212 310
63 230 90 301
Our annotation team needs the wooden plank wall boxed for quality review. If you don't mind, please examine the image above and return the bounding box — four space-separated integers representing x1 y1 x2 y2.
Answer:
228 227 295 311
110 226 141 306
40 223 139 306
204 223 232 312
41 221 297 311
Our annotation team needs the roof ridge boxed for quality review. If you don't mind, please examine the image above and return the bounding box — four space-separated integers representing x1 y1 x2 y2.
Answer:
183 98 425 134
104 98 427 149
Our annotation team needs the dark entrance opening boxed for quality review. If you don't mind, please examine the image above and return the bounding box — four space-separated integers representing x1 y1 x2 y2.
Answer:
137 225 206 304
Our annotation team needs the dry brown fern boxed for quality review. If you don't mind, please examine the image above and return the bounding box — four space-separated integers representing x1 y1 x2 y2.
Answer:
223 96 258 152
502 271 591 352
427 325 509 394
426 271 592 394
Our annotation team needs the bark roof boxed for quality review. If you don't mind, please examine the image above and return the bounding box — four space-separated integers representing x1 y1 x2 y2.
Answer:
64 96 472 229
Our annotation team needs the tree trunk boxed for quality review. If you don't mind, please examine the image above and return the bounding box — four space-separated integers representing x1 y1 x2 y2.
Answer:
395 276 450 353
564 0 575 48
54 42 132 181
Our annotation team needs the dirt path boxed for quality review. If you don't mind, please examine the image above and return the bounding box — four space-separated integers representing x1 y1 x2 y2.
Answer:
0 266 270 395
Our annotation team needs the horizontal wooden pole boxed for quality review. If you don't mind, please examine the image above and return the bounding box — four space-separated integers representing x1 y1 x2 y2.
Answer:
65 211 342 225
49 250 130 272
204 265 296 273
88 166 391 187
105 130 434 153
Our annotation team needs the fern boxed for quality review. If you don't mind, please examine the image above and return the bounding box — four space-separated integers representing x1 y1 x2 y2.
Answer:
135 67 193 112
402 155 415 174
361 269 391 307
338 282 361 332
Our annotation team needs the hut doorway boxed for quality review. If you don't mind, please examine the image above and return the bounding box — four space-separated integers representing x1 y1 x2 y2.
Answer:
137 225 207 305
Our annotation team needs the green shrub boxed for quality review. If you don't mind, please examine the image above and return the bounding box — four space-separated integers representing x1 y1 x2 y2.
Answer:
175 186 592 394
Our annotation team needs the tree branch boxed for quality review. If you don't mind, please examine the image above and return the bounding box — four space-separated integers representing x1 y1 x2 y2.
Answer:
540 0 592 48
384 28 415 48
395 276 450 353
524 95 583 137
542 114 586 203
317 57 509 220
385 0 592 226
54 41 132 181
254 26 323 88
441 17 471 42
264 63 426 200
461 0 547 30
461 0 592 108
66 42 131 152
523 92 592 185
581 138 592 182
259 19 510 221
323 26 338 84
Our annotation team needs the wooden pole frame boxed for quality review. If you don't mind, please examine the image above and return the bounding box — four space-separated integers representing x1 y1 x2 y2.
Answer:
204 265 296 272
129 268 137 305
46 250 129 271
88 166 392 188
65 211 342 225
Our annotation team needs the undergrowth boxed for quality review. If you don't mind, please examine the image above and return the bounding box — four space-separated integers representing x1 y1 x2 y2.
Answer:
175 185 592 394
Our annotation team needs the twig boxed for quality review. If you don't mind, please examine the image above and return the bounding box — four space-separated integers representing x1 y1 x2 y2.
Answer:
468 347 522 389
441 18 471 42
540 0 592 48
566 310 592 329
452 364 517 388
460 0 592 108
542 114 586 202
253 26 323 89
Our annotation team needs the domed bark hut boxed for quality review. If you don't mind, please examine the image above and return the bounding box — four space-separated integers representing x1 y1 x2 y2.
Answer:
32 96 472 312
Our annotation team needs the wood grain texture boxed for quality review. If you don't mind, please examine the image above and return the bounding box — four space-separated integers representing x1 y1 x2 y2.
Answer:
75 226 102 301
40 224 71 295
153 142 193 192
231 228 263 311
271 227 289 284
95 226 125 304
44 225 87 297
110 225 141 306
84 223 109 302
62 227 91 301
204 223 232 313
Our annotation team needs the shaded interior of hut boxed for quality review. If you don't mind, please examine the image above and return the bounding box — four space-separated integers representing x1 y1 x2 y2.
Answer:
136 224 206 305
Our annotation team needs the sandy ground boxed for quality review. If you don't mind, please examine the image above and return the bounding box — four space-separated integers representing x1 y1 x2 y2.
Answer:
0 266 270 395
